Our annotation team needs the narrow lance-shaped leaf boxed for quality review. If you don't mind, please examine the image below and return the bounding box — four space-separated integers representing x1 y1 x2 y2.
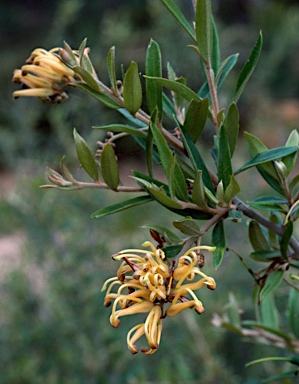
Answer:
73 128 98 180
280 221 293 261
73 83 120 109
260 270 284 301
179 126 215 194
283 129 299 176
100 143 120 190
218 124 232 191
107 46 117 91
224 175 240 204
91 196 153 218
146 39 163 120
233 31 263 103
235 146 299 175
195 0 213 63
150 122 188 201
73 66 100 91
223 102 239 156
144 76 201 102
123 61 142 115
212 220 226 269
211 17 220 73
147 186 184 209
183 98 209 143
159 0 195 41
249 221 271 252
216 53 239 89
192 170 208 208
173 218 200 236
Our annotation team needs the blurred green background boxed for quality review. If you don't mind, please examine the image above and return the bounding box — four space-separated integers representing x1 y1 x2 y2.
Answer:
1 0 299 383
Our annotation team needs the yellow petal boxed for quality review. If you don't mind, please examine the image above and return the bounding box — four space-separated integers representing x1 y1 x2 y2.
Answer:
13 88 56 98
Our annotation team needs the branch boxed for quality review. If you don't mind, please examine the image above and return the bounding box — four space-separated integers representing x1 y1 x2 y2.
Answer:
233 196 299 256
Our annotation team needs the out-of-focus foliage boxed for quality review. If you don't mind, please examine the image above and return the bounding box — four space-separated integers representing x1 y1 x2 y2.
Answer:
1 1 299 383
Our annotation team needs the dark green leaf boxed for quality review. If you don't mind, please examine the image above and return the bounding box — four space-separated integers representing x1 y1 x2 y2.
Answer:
161 243 184 258
260 270 284 300
73 83 120 109
224 175 240 203
260 294 280 330
212 220 226 269
195 0 213 62
218 124 232 191
144 76 201 102
123 61 142 115
283 129 299 176
235 146 299 175
147 186 183 209
93 124 147 138
173 218 200 236
73 128 98 180
211 17 220 73
216 53 239 89
118 108 147 127
249 221 271 252
183 98 209 143
107 46 117 91
280 221 293 261
146 39 163 120
179 127 215 194
150 122 189 201
162 92 176 119
288 288 299 338
159 0 195 41
73 66 99 91
223 102 239 156
146 127 154 177
141 224 182 243
91 195 153 218
250 250 281 262
233 31 263 103
100 143 120 190
192 170 208 208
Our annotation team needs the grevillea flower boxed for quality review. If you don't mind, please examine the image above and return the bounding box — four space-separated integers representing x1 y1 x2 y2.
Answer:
102 241 216 354
12 47 80 103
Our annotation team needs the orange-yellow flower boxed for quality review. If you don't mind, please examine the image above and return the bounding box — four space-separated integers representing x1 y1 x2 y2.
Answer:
102 241 216 354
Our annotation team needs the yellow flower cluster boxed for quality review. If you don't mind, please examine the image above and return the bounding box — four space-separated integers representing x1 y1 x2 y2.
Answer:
102 241 216 354
12 48 79 103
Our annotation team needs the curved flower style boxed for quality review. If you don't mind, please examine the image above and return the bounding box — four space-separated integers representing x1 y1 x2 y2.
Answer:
12 47 80 103
102 241 216 354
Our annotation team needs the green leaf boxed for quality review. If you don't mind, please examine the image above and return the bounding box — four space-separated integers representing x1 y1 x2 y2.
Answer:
233 31 263 103
150 122 188 201
73 128 98 180
162 92 176 119
260 270 284 300
161 244 184 258
73 83 120 109
159 0 195 41
173 218 200 236
224 175 240 203
147 186 183 209
123 61 142 115
249 221 271 252
280 221 293 261
248 196 288 211
228 209 242 223
235 146 299 175
73 66 100 91
100 143 120 190
91 195 153 218
179 127 215 194
146 39 163 120
216 53 239 89
146 127 154 177
288 288 299 338
283 129 299 176
250 250 281 262
260 294 280 330
218 125 232 191
212 220 226 269
183 98 209 143
144 76 201 102
192 170 208 208
211 17 220 73
223 102 239 156
107 46 117 91
195 0 213 62
93 124 147 138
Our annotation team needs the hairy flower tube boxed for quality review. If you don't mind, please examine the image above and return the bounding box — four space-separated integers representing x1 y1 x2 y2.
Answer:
102 241 216 354
12 47 80 103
